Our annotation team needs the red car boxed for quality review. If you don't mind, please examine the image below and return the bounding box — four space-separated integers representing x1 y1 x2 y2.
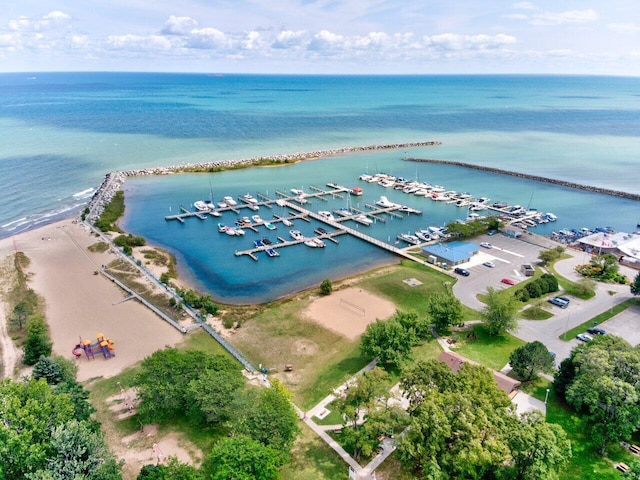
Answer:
501 278 515 285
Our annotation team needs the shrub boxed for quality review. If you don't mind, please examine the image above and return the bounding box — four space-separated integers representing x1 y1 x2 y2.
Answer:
525 281 543 299
514 288 530 302
320 279 332 295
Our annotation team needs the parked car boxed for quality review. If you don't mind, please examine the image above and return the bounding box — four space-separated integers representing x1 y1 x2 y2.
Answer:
548 297 570 308
483 261 495 268
454 267 470 277
487 230 498 236
480 242 493 249
587 327 606 335
576 333 594 342
500 278 515 285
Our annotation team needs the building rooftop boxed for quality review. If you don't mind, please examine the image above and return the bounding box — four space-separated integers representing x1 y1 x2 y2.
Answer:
438 351 521 396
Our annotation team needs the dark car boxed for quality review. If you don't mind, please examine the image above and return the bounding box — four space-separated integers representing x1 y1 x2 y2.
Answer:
587 327 606 335
454 267 470 277
548 297 570 308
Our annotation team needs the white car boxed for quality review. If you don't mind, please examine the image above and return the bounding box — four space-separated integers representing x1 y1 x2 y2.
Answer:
480 242 493 249
576 333 593 342
483 261 495 268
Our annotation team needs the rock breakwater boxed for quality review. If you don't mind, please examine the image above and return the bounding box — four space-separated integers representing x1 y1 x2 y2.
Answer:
87 141 441 221
404 157 640 202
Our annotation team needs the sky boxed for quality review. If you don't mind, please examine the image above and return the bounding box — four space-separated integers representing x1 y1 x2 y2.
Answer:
1 1 639 75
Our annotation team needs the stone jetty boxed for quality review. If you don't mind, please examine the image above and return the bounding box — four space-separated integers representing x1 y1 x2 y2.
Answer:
404 157 640 202
86 141 441 221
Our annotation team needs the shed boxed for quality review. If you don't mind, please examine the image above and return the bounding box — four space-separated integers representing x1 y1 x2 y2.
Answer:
420 241 479 266
438 351 521 397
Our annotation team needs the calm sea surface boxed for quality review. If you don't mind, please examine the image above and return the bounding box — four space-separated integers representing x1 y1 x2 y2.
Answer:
1 73 639 302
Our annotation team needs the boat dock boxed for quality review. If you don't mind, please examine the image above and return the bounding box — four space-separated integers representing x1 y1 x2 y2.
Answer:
234 230 347 260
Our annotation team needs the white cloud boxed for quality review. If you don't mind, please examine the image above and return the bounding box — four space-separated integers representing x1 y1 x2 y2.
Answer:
531 9 598 26
161 16 198 36
353 32 389 49
242 31 262 50
8 11 71 32
186 28 227 50
607 23 640 35
427 33 516 51
503 14 528 20
105 34 174 52
512 2 537 10
272 30 307 49
0 33 19 48
308 30 345 51
69 35 90 49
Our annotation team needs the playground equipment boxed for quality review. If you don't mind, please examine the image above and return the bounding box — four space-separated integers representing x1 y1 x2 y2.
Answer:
72 333 115 360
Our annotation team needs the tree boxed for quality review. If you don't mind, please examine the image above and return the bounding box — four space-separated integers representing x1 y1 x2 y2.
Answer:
188 369 244 424
360 317 415 369
506 411 571 480
231 380 299 455
138 458 202 480
202 436 280 480
426 291 463 332
481 287 520 336
538 246 565 266
631 272 640 296
589 253 620 280
509 341 555 382
32 355 64 385
319 279 332 295
22 314 52 365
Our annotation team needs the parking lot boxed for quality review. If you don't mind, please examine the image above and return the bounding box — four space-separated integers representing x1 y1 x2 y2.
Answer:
450 233 638 362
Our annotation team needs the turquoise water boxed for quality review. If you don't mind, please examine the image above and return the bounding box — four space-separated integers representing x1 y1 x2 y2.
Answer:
1 73 639 302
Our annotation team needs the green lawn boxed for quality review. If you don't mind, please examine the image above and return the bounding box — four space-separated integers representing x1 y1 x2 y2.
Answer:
454 324 525 371
560 298 640 341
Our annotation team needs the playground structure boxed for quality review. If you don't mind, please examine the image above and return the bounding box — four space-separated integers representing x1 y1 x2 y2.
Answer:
72 332 115 360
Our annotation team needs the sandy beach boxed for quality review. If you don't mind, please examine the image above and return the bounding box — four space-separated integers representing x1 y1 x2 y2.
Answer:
0 219 183 381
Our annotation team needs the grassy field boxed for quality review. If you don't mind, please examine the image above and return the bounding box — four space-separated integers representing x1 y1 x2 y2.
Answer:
560 298 640 341
454 323 525 371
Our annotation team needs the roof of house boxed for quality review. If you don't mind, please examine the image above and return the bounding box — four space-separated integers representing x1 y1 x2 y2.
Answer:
421 241 479 263
437 351 521 396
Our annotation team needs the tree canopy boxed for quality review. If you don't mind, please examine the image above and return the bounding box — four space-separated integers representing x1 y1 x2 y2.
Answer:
426 291 463 332
202 436 280 480
509 341 555 382
631 272 640 296
481 287 520 336
554 335 640 455
397 360 571 479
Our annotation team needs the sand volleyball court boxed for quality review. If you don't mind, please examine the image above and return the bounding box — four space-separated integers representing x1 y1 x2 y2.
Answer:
303 287 396 340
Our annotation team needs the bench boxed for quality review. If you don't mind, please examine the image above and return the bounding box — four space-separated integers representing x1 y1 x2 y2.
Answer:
630 444 640 455
616 463 630 473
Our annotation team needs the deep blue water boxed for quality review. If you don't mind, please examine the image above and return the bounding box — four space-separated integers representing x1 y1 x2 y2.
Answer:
1 72 639 302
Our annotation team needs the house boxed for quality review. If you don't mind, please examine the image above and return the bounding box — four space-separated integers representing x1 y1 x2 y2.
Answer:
437 351 521 398
421 241 479 267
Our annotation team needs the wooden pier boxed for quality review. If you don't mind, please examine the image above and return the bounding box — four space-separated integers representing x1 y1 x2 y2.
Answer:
234 230 346 260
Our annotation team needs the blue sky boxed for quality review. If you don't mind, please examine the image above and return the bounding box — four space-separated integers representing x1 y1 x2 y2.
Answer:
1 1 639 74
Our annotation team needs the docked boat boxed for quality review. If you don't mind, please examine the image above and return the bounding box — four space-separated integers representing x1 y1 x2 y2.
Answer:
397 233 421 245
315 227 328 235
233 227 245 235
350 187 363 196
251 214 263 224
311 237 326 247
318 210 336 221
218 223 236 236
353 214 373 226
194 200 209 211
375 196 396 208
334 208 352 218
261 237 273 245
281 217 293 227
218 222 229 233
544 212 558 221
359 174 373 182
415 230 431 242
304 239 320 248
217 201 227 208
264 222 276 230
254 239 265 248
223 196 237 206
378 178 396 188
290 188 305 196
265 247 280 257
290 230 304 240
399 205 422 214
241 193 258 204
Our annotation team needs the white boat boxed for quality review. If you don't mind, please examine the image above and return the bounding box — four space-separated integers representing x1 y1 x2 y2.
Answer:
318 211 336 221
334 208 352 218
290 188 305 196
353 214 373 225
350 187 363 196
375 196 396 208
265 247 279 257
281 217 293 227
218 223 236 236
194 200 209 211
399 205 422 214
311 237 326 247
378 179 396 188
217 201 227 208
217 222 229 233
544 212 558 221
251 214 263 224
264 222 276 230
293 195 307 204
304 239 320 248
223 196 237 206
397 233 421 245
233 227 245 236
415 230 431 242
290 230 304 240
359 174 373 182
241 193 258 204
